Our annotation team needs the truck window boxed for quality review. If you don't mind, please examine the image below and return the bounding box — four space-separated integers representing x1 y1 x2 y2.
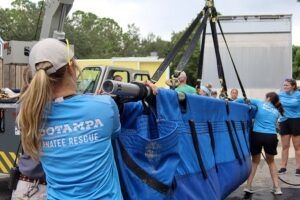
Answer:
134 74 150 82
77 67 101 94
110 71 129 83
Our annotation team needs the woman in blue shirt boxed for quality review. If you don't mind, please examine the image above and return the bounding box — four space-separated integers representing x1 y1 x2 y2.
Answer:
278 78 300 176
236 92 284 195
17 38 122 200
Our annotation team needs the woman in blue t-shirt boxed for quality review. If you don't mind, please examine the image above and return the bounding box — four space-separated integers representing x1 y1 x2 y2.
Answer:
17 38 123 200
278 78 300 176
236 92 284 195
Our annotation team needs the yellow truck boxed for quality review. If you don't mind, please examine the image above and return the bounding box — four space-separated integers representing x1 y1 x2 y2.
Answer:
77 57 169 91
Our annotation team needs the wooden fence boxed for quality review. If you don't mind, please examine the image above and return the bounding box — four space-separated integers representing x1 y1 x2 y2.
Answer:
0 59 28 90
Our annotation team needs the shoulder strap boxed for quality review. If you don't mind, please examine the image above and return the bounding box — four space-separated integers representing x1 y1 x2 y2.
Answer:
207 121 218 172
210 14 228 99
226 120 242 165
188 120 208 179
118 139 170 195
13 141 22 167
151 9 206 82
217 19 248 100
231 121 246 161
196 23 207 89
176 11 209 73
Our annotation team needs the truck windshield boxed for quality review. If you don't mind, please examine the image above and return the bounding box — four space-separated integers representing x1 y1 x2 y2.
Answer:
77 67 101 94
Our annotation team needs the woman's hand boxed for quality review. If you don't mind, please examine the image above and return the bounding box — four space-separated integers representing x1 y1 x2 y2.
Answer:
145 80 158 95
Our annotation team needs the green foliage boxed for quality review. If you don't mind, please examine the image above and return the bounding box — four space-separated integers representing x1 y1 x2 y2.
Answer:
0 0 170 59
139 33 170 58
0 0 44 41
292 45 300 79
64 11 124 58
2 0 298 83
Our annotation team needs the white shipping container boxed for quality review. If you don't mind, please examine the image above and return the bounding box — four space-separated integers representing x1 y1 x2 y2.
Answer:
202 15 292 99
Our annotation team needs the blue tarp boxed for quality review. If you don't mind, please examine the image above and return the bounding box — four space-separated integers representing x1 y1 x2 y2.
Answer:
114 89 252 200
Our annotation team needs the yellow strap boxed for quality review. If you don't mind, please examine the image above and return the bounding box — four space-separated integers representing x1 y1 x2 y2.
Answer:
65 39 71 66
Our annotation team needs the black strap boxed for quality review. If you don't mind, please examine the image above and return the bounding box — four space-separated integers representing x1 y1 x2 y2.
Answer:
210 8 228 99
176 12 209 72
178 92 187 114
217 19 248 100
240 121 250 153
13 141 22 167
231 121 246 161
196 23 207 89
118 139 170 195
151 9 206 82
225 100 230 115
188 120 208 179
112 140 130 199
207 121 218 172
226 120 242 165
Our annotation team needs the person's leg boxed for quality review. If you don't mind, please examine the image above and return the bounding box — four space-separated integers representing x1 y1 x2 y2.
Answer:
292 135 300 170
280 134 291 169
246 154 261 189
265 153 280 188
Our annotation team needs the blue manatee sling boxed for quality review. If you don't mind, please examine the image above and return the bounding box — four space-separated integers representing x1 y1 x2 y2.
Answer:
114 89 252 199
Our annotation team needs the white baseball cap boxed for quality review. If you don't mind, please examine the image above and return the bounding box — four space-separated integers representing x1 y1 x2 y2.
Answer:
29 38 74 75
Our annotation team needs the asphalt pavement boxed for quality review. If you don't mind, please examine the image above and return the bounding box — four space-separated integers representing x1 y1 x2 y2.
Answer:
0 142 299 199
227 141 300 200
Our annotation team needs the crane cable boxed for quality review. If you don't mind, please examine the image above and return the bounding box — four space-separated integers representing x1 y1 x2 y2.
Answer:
34 0 45 40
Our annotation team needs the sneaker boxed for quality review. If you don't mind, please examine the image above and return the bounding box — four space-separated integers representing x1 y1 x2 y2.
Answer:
244 187 254 194
278 168 287 175
296 169 300 176
271 187 283 195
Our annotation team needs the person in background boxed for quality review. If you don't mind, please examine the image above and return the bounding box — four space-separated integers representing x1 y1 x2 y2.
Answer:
113 74 123 82
197 85 211 96
211 91 218 98
230 88 239 101
175 71 197 94
277 78 300 176
11 68 46 200
236 92 284 195
17 38 122 199
205 83 213 94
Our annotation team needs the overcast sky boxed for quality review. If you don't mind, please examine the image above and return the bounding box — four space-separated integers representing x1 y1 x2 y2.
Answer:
1 0 300 44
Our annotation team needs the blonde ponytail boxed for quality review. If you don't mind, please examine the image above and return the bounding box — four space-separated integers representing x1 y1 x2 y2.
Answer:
17 59 80 160
17 62 53 161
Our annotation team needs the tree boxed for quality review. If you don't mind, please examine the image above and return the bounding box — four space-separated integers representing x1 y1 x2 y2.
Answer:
292 45 300 79
0 0 44 41
64 11 124 58
0 0 170 60
120 24 141 57
139 33 170 58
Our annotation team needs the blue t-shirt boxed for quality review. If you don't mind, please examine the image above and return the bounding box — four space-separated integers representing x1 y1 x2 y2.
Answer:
279 91 300 121
235 98 280 134
40 95 122 200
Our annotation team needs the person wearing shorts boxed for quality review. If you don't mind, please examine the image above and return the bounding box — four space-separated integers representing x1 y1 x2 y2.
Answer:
236 92 284 195
278 78 300 176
